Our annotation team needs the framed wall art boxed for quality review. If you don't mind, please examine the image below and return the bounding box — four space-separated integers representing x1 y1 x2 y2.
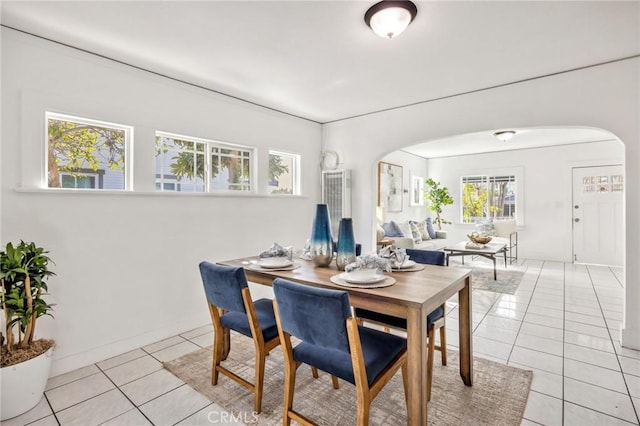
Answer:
410 176 425 206
378 161 403 212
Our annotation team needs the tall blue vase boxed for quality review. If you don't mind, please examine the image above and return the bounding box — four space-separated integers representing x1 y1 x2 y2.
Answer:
336 218 356 270
310 204 334 267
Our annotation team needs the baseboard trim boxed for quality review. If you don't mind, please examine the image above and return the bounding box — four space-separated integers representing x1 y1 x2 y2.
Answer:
50 316 208 377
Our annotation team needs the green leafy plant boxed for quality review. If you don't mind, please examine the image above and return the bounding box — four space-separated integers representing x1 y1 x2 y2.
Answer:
48 118 125 188
425 178 455 230
1 241 55 367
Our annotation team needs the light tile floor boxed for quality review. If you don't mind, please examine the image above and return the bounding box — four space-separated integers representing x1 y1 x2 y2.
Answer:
4 260 639 425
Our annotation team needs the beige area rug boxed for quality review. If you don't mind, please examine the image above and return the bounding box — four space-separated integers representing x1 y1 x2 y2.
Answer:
164 334 532 425
449 258 527 295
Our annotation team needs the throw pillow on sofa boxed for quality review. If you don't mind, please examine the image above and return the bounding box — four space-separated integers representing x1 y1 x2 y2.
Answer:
382 221 404 237
425 217 437 239
394 221 413 240
408 221 423 244
414 220 431 240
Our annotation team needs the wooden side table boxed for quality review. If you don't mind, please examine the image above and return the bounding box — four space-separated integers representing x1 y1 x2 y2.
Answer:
377 238 394 252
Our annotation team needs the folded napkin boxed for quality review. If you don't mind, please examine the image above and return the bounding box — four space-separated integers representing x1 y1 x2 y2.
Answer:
378 245 408 267
345 255 391 273
300 239 312 260
259 242 292 259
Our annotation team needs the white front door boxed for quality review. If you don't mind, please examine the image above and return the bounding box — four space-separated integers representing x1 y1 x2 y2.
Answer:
572 165 624 266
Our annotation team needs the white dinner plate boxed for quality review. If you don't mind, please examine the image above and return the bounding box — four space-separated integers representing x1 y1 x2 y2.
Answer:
394 260 416 269
339 272 386 284
258 258 293 269
330 274 396 288
248 262 300 272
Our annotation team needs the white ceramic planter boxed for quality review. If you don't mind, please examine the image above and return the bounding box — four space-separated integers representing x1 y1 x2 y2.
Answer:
0 347 53 421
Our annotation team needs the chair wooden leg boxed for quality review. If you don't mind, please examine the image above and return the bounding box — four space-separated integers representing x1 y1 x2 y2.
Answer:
427 326 436 402
439 326 447 366
331 375 340 389
254 350 266 413
310 366 339 389
283 360 296 426
212 330 224 385
356 398 371 426
220 327 231 361
401 362 409 406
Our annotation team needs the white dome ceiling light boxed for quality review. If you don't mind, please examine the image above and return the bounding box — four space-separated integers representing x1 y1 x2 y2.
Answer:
494 130 517 142
364 1 418 39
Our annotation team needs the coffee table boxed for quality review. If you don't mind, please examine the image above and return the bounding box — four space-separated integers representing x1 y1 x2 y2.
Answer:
444 241 508 280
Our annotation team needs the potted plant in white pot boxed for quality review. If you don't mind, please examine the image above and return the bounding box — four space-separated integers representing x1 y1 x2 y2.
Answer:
425 178 454 238
1 241 56 420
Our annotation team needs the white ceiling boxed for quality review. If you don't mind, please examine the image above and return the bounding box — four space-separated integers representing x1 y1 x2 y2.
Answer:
402 127 620 158
1 1 638 155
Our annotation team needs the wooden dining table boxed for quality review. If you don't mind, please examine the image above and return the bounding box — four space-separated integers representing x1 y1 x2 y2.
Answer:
218 256 473 425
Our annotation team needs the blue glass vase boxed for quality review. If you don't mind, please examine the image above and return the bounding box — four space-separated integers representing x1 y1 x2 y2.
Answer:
310 204 334 267
336 218 356 270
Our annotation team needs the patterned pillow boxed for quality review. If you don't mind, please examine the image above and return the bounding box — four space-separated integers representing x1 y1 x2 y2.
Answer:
425 217 437 239
415 220 431 240
408 221 423 243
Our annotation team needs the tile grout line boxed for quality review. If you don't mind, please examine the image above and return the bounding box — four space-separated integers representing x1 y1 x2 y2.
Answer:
506 258 543 365
560 264 640 424
92 362 152 426
94 352 184 426
587 264 640 424
509 259 551 425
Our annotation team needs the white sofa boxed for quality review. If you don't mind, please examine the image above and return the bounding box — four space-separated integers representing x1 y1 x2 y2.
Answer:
382 219 518 263
381 219 451 250
390 231 451 251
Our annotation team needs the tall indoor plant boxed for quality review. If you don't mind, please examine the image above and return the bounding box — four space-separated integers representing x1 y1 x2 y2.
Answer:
425 178 454 230
1 241 56 420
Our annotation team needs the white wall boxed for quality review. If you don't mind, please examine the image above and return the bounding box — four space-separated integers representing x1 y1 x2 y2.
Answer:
323 58 640 349
1 29 322 375
425 140 624 261
379 150 429 224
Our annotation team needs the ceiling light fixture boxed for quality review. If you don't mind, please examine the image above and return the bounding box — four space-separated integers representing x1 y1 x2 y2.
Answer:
364 0 418 39
494 130 517 142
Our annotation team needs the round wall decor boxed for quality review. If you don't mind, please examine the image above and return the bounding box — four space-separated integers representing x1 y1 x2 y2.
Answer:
320 150 339 170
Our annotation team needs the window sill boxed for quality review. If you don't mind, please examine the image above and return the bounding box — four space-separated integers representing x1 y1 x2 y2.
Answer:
14 187 308 198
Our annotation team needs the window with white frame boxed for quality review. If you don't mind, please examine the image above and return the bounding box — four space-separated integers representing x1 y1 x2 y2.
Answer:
461 175 516 223
155 132 253 192
46 112 131 190
268 150 300 195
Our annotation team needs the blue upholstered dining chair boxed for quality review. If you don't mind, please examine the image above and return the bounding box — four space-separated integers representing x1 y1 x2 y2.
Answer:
332 241 363 256
198 261 281 413
354 248 447 402
272 278 408 426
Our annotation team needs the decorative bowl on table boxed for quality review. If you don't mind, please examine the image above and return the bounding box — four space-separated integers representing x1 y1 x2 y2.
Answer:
467 232 492 245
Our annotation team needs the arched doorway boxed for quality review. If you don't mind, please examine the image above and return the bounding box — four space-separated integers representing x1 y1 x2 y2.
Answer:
376 127 624 265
